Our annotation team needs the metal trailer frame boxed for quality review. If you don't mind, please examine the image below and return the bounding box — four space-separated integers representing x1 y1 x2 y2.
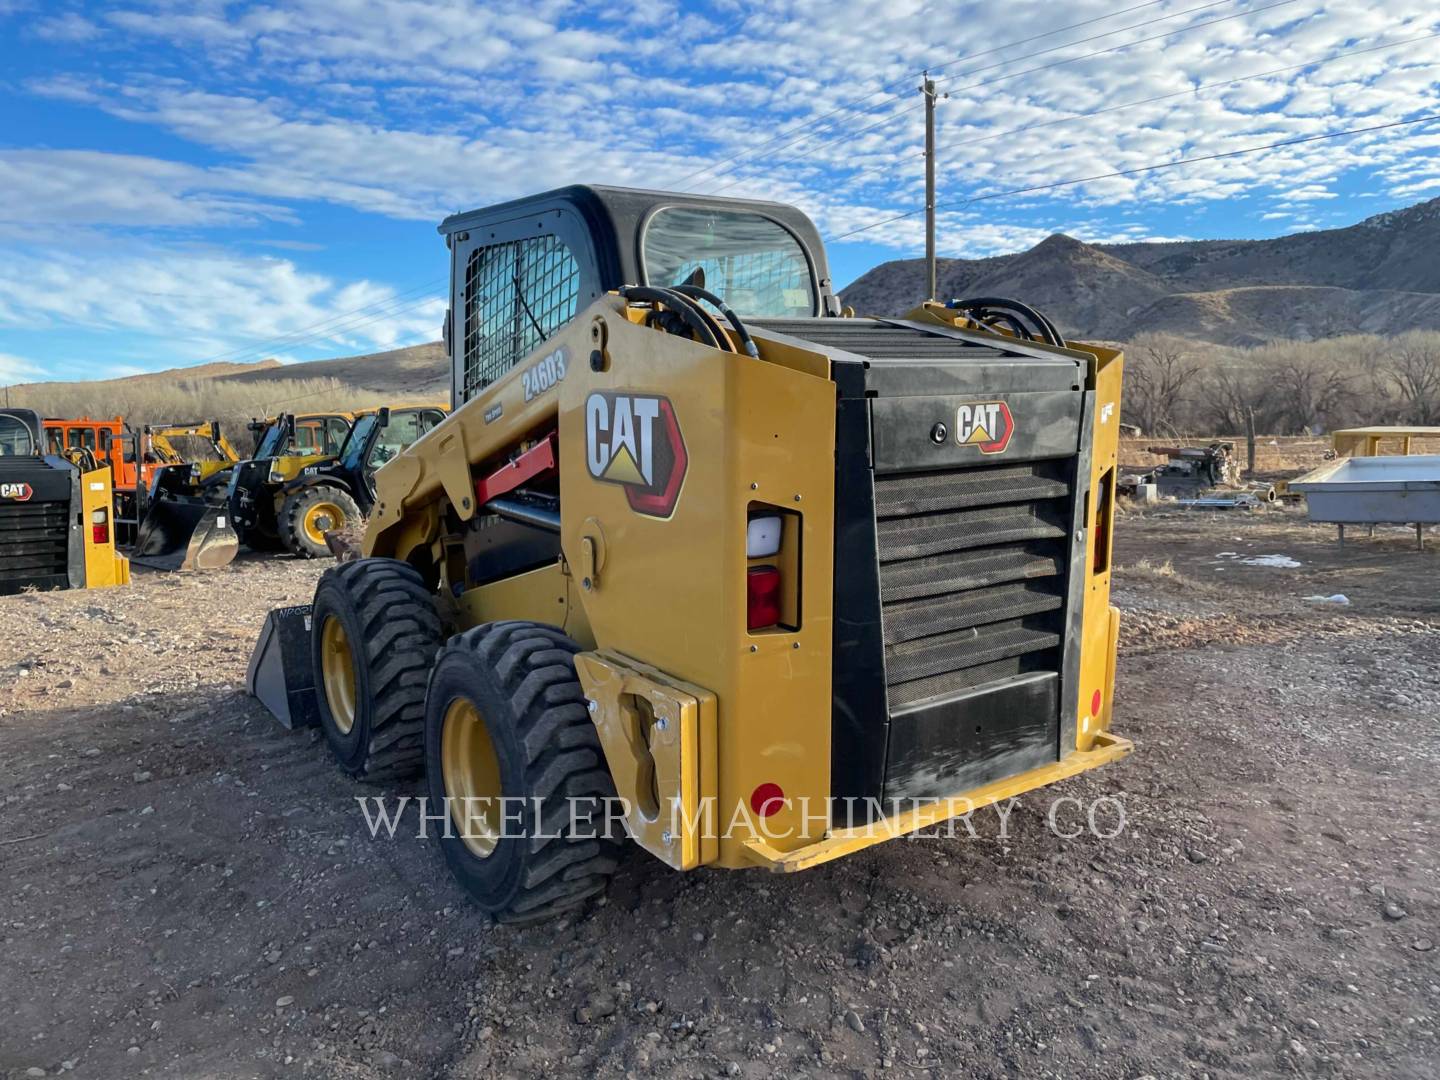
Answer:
1290 454 1440 550
1330 426 1440 458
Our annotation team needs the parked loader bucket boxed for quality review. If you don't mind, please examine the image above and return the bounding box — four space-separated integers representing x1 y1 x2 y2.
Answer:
132 494 239 571
246 604 319 730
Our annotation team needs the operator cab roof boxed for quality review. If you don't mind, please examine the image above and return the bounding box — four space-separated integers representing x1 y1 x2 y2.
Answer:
438 185 838 318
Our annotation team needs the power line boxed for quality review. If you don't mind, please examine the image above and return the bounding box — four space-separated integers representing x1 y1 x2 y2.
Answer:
182 277 445 367
827 112 1440 242
667 0 1181 190
188 278 444 366
699 0 1281 192
260 333 446 411
938 0 1303 94
220 292 445 366
825 26 1440 196
189 287 446 370
703 0 1303 195
944 28 1440 154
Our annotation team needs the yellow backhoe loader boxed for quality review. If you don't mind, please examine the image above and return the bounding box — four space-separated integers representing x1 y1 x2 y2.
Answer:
251 186 1127 924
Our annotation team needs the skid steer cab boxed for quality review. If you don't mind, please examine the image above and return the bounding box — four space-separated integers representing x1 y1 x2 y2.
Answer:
0 408 128 594
251 185 1128 925
275 405 447 558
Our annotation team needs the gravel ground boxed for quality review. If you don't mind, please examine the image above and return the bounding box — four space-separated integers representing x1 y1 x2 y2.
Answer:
1 510 1437 1079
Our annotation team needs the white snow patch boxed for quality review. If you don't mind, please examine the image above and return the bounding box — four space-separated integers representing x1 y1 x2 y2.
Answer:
1215 552 1302 568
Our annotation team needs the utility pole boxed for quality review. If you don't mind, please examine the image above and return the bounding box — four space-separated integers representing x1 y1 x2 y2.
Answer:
921 74 939 301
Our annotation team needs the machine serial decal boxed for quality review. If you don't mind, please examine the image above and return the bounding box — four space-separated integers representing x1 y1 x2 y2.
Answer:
584 392 688 518
0 482 33 501
954 401 1014 454
522 347 568 402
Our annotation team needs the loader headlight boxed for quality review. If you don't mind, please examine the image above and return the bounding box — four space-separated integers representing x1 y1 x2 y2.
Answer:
267 461 285 483
746 515 782 558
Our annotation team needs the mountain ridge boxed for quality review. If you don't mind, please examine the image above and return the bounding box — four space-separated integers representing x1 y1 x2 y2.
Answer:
840 196 1440 344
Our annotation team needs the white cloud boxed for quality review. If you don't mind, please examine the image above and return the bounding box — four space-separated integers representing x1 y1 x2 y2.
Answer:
5 0 1440 324
0 352 44 383
0 150 293 230
0 244 445 375
1280 185 1339 201
32 12 101 41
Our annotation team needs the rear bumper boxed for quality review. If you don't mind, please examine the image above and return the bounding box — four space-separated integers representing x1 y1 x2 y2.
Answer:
740 730 1132 872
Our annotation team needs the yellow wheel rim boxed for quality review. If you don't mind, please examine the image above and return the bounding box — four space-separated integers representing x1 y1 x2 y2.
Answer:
303 501 345 545
320 616 358 735
441 699 503 859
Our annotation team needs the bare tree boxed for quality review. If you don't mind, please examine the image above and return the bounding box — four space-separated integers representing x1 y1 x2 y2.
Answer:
1202 361 1278 434
1126 334 1203 435
1382 333 1440 424
1268 354 1355 434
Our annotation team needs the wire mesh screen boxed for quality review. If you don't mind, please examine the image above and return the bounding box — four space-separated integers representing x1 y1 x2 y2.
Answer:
461 235 580 402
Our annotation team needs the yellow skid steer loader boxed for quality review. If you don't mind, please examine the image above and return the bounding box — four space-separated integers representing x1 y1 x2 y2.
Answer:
0 409 129 593
251 186 1127 924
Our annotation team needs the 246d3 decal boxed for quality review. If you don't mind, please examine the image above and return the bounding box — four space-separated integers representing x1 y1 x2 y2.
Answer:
584 392 688 518
521 347 567 402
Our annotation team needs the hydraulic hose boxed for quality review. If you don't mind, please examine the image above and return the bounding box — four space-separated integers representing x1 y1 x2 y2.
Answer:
668 284 760 358
654 287 735 353
618 285 723 351
947 296 1064 347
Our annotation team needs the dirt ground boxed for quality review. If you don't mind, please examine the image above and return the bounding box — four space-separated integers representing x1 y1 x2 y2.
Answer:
2 506 1438 1079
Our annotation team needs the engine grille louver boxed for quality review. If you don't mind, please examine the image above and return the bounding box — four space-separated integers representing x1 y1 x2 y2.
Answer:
875 460 1071 711
0 501 71 588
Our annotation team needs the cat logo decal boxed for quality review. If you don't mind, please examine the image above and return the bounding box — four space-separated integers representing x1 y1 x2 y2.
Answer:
585 393 688 518
954 401 1014 454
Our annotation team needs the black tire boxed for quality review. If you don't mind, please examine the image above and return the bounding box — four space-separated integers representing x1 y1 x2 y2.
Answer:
280 484 361 558
311 558 442 782
424 621 623 924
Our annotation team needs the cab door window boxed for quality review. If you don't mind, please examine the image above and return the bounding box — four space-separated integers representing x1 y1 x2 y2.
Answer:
322 418 349 455
365 409 442 470
292 422 320 453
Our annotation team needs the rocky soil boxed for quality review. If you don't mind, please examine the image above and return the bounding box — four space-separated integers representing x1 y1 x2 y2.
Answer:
1 510 1437 1078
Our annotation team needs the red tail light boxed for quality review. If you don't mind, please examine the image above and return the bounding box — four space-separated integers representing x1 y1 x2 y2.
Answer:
91 508 109 546
746 565 781 631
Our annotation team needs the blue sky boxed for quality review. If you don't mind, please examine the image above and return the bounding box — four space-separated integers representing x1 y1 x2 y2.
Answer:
2 0 1438 382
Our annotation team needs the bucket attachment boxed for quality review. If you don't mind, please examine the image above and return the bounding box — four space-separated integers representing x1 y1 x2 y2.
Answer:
247 604 319 730
133 494 239 571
